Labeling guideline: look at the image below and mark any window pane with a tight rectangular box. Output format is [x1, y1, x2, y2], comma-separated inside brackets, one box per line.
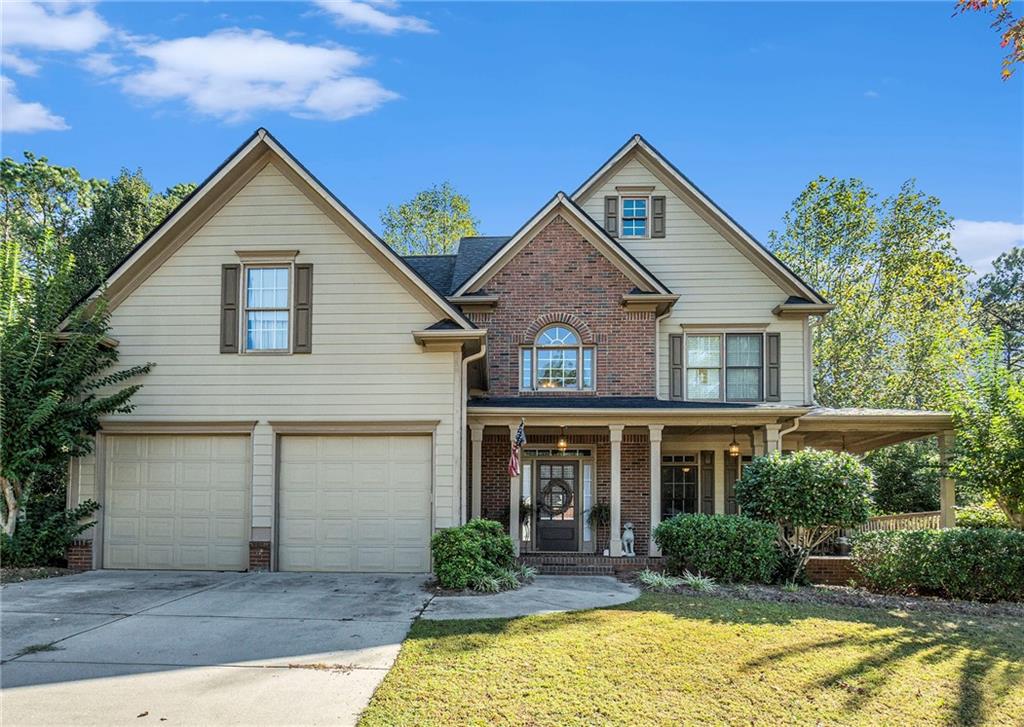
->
[537, 349, 578, 388]
[661, 464, 698, 520]
[537, 326, 578, 346]
[687, 368, 720, 400]
[687, 335, 721, 367]
[727, 334, 762, 367]
[582, 348, 593, 388]
[582, 463, 593, 542]
[246, 267, 288, 308]
[246, 311, 289, 350]
[727, 367, 761, 400]
[521, 349, 532, 389]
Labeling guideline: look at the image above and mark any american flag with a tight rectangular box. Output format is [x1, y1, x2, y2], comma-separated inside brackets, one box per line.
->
[508, 419, 527, 477]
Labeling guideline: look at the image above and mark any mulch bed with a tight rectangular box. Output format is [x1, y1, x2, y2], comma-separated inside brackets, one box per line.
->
[1, 566, 74, 584]
[624, 574, 1024, 620]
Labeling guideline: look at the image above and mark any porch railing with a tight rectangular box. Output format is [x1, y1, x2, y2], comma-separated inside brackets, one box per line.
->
[855, 510, 942, 533]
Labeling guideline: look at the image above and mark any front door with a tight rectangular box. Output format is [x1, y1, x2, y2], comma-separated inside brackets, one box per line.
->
[536, 461, 578, 551]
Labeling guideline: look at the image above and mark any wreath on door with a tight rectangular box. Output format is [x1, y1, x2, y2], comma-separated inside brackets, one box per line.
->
[539, 478, 573, 516]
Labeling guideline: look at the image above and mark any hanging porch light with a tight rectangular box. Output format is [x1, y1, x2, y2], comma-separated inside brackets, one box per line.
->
[728, 425, 741, 458]
[556, 427, 568, 452]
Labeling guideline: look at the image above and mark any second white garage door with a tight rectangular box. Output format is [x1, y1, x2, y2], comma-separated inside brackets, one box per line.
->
[278, 435, 432, 572]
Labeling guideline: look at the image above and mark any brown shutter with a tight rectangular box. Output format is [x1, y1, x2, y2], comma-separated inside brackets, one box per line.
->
[669, 334, 684, 400]
[220, 264, 240, 353]
[724, 454, 739, 515]
[766, 332, 780, 402]
[700, 451, 715, 514]
[604, 196, 618, 236]
[293, 263, 313, 354]
[652, 196, 666, 238]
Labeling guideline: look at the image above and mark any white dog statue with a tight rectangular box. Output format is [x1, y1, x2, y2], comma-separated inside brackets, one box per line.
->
[621, 522, 636, 557]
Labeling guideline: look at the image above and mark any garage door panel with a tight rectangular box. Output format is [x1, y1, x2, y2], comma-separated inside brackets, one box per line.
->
[279, 435, 430, 573]
[103, 434, 249, 571]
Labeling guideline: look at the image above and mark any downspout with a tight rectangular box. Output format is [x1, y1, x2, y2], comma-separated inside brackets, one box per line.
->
[778, 416, 801, 449]
[460, 341, 487, 524]
[654, 310, 672, 398]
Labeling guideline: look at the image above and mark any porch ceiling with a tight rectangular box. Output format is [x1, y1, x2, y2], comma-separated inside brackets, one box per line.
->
[795, 407, 954, 454]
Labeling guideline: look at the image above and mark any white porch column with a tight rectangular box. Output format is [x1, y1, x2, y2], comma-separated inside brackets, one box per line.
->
[714, 448, 725, 513]
[765, 424, 782, 453]
[609, 424, 624, 557]
[508, 424, 521, 555]
[648, 425, 663, 556]
[470, 424, 484, 520]
[939, 430, 956, 529]
[752, 428, 765, 456]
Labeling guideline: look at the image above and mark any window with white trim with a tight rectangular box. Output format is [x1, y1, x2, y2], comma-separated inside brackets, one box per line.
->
[244, 266, 290, 351]
[520, 325, 595, 391]
[685, 332, 765, 402]
[621, 197, 648, 238]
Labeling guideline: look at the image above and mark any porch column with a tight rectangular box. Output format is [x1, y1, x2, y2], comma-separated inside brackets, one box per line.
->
[714, 449, 725, 513]
[752, 428, 765, 456]
[508, 423, 520, 555]
[609, 424, 624, 557]
[470, 424, 484, 520]
[648, 425, 663, 556]
[939, 430, 956, 528]
[765, 424, 782, 453]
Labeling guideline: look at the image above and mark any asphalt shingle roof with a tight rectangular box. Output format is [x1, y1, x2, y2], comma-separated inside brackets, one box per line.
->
[467, 397, 771, 410]
[401, 236, 511, 295]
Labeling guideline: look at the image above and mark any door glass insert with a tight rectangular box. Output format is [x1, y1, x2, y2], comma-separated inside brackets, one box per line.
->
[661, 454, 699, 520]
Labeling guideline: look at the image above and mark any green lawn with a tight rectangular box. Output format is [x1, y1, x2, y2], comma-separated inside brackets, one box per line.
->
[360, 593, 1024, 726]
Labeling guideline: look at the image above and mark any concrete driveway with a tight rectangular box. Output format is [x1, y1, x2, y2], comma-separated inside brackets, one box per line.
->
[1, 570, 431, 726]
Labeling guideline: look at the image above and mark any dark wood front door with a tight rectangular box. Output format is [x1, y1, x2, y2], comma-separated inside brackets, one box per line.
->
[536, 461, 578, 551]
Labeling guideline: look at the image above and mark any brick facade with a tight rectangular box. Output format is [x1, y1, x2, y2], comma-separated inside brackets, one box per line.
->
[471, 215, 657, 398]
[66, 539, 93, 570]
[805, 556, 860, 586]
[477, 428, 652, 556]
[248, 541, 272, 571]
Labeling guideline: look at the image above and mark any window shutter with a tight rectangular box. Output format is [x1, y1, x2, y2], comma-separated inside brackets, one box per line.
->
[604, 196, 618, 235]
[724, 455, 739, 515]
[700, 451, 715, 514]
[293, 263, 313, 354]
[669, 334, 684, 400]
[220, 264, 240, 353]
[651, 196, 666, 238]
[766, 332, 780, 402]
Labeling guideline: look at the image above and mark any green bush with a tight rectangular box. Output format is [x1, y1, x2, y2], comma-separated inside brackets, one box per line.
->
[957, 504, 1013, 529]
[864, 441, 940, 514]
[852, 528, 1024, 602]
[430, 518, 515, 590]
[654, 514, 780, 583]
[0, 500, 100, 567]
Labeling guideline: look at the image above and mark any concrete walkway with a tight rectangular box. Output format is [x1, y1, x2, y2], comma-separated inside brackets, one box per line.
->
[421, 575, 639, 620]
[1, 570, 430, 726]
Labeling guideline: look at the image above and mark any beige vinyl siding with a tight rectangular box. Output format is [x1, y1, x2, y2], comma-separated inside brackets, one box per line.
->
[87, 162, 462, 532]
[580, 158, 808, 404]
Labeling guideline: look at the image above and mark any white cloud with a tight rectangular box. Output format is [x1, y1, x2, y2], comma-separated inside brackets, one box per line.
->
[1, 76, 68, 132]
[313, 0, 434, 34]
[1, 1, 111, 52]
[1, 51, 41, 76]
[82, 52, 125, 77]
[951, 219, 1024, 275]
[120, 29, 397, 122]
[864, 89, 880, 99]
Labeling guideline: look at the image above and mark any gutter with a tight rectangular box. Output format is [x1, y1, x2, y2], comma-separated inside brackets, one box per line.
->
[460, 342, 487, 524]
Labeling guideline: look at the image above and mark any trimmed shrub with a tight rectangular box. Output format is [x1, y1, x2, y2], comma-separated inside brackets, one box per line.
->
[430, 518, 515, 590]
[852, 528, 1024, 602]
[0, 500, 100, 568]
[654, 513, 780, 583]
[957, 504, 1013, 529]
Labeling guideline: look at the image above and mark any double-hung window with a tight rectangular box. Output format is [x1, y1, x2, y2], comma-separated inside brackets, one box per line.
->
[520, 325, 595, 391]
[621, 197, 648, 238]
[244, 266, 290, 352]
[685, 333, 765, 402]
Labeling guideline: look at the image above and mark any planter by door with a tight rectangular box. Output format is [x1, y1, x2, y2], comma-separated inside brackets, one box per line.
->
[536, 461, 578, 551]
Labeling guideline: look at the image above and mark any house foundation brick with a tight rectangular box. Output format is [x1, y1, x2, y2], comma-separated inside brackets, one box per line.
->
[66, 539, 93, 570]
[248, 541, 271, 571]
[805, 556, 859, 586]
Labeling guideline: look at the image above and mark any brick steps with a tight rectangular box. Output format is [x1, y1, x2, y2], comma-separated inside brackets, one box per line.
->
[520, 553, 661, 576]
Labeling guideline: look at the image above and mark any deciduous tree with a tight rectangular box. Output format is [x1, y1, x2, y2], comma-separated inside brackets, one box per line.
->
[380, 182, 478, 255]
[975, 246, 1024, 373]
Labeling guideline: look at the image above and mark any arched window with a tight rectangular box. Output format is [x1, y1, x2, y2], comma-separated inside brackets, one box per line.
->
[520, 325, 595, 391]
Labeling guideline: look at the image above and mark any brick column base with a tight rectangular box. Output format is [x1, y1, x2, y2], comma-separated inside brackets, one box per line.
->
[805, 556, 859, 586]
[66, 540, 93, 570]
[248, 541, 271, 571]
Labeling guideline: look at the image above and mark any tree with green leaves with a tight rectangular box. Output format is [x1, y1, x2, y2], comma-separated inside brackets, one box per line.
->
[975, 246, 1024, 373]
[770, 176, 980, 410]
[380, 182, 478, 255]
[947, 331, 1024, 528]
[864, 441, 940, 514]
[1, 230, 152, 538]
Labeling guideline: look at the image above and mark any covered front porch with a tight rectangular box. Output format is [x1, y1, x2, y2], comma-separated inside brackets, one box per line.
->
[466, 402, 956, 561]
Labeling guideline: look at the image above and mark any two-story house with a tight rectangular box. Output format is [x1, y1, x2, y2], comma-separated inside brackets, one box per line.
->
[66, 129, 955, 573]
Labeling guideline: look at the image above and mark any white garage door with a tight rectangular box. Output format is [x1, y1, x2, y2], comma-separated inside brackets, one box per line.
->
[104, 434, 249, 570]
[278, 435, 432, 572]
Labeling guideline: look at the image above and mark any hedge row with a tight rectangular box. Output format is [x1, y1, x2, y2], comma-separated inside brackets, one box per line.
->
[852, 528, 1024, 602]
[654, 513, 779, 583]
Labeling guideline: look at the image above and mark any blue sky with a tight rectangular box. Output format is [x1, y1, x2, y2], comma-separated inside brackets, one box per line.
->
[2, 1, 1022, 273]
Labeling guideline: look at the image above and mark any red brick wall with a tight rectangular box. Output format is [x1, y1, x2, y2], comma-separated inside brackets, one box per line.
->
[248, 541, 271, 571]
[471, 215, 656, 397]
[66, 540, 93, 570]
[805, 556, 859, 586]
[477, 429, 651, 556]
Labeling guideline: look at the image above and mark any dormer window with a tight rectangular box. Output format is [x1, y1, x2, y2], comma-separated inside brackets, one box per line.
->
[521, 325, 595, 391]
[621, 198, 648, 238]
